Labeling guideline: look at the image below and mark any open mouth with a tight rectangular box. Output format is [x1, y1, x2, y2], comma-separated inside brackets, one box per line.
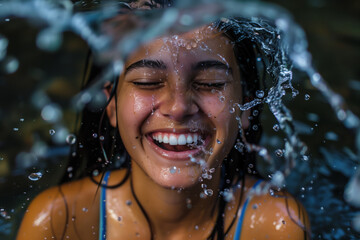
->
[149, 132, 207, 152]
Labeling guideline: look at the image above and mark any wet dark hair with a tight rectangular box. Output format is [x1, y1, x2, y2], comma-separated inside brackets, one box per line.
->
[61, 2, 267, 240]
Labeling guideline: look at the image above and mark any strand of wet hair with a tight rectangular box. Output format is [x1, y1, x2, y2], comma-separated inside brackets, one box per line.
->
[130, 172, 154, 240]
[283, 191, 311, 239]
[57, 185, 69, 240]
[224, 173, 246, 236]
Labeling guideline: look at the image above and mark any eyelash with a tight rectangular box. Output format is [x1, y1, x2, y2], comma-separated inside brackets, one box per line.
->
[132, 81, 226, 90]
[193, 82, 226, 90]
[132, 81, 163, 89]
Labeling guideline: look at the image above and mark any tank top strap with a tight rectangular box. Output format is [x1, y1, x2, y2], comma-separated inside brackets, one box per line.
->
[99, 171, 111, 240]
[233, 179, 263, 240]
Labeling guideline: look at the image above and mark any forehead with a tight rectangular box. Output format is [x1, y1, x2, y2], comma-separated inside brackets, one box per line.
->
[125, 25, 236, 66]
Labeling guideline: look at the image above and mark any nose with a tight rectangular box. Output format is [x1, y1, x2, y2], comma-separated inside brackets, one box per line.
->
[159, 85, 199, 121]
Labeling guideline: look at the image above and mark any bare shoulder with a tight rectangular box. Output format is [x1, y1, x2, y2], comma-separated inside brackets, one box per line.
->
[17, 169, 129, 240]
[239, 178, 311, 240]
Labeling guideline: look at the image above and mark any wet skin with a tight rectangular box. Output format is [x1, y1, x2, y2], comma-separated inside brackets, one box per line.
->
[17, 26, 310, 240]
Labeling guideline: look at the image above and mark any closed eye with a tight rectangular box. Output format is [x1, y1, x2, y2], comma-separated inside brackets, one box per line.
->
[193, 82, 226, 90]
[132, 80, 164, 89]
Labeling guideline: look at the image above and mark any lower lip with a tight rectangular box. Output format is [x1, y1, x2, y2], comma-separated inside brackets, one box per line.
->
[145, 135, 211, 160]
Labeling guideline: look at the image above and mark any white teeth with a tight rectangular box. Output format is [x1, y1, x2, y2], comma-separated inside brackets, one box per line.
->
[193, 134, 198, 143]
[187, 135, 193, 144]
[152, 132, 202, 146]
[178, 134, 186, 145]
[169, 135, 177, 145]
[163, 135, 169, 144]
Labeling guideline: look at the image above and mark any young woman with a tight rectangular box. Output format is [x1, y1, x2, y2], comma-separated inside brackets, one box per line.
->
[17, 2, 310, 239]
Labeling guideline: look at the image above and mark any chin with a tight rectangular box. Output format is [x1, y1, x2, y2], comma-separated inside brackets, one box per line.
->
[152, 166, 203, 190]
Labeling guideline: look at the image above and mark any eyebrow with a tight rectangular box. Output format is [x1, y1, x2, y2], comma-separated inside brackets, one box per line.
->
[125, 59, 166, 75]
[192, 60, 233, 74]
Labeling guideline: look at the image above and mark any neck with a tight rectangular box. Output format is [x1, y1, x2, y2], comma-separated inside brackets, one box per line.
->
[131, 161, 223, 239]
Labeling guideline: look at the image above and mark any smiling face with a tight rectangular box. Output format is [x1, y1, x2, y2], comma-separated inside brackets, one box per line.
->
[106, 25, 249, 189]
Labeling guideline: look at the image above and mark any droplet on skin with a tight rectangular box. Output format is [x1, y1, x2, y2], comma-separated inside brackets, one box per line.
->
[170, 166, 177, 174]
[28, 172, 43, 181]
[126, 200, 132, 206]
[273, 124, 280, 131]
[204, 189, 213, 196]
[304, 94, 310, 101]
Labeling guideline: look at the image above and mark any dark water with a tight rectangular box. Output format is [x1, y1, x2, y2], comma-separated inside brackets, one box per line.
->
[0, 0, 359, 239]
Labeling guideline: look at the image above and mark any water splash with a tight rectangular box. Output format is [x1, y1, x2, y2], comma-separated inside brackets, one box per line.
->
[0, 0, 359, 238]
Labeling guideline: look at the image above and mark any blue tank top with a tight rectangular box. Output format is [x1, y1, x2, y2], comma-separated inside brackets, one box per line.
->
[99, 172, 262, 240]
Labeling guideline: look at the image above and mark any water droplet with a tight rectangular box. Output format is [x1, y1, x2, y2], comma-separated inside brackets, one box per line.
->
[252, 110, 259, 116]
[229, 107, 235, 113]
[28, 172, 43, 181]
[204, 189, 213, 196]
[273, 124, 280, 131]
[194, 225, 199, 230]
[282, 220, 286, 224]
[41, 104, 62, 123]
[216, 139, 222, 144]
[304, 94, 310, 101]
[118, 216, 122, 221]
[255, 90, 264, 98]
[99, 136, 105, 141]
[82, 208, 88, 212]
[271, 171, 285, 187]
[252, 125, 258, 131]
[126, 200, 132, 206]
[0, 34, 8, 61]
[49, 129, 55, 135]
[92, 169, 99, 176]
[13, 128, 19, 132]
[36, 28, 63, 52]
[219, 95, 225, 102]
[302, 155, 309, 161]
[0, 209, 11, 220]
[179, 14, 193, 26]
[252, 204, 258, 209]
[66, 134, 76, 145]
[92, 133, 98, 138]
[2, 56, 19, 74]
[275, 149, 283, 157]
[170, 166, 177, 174]
[234, 141, 244, 152]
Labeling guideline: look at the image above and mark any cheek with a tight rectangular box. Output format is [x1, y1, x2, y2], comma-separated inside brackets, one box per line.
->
[116, 90, 154, 138]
